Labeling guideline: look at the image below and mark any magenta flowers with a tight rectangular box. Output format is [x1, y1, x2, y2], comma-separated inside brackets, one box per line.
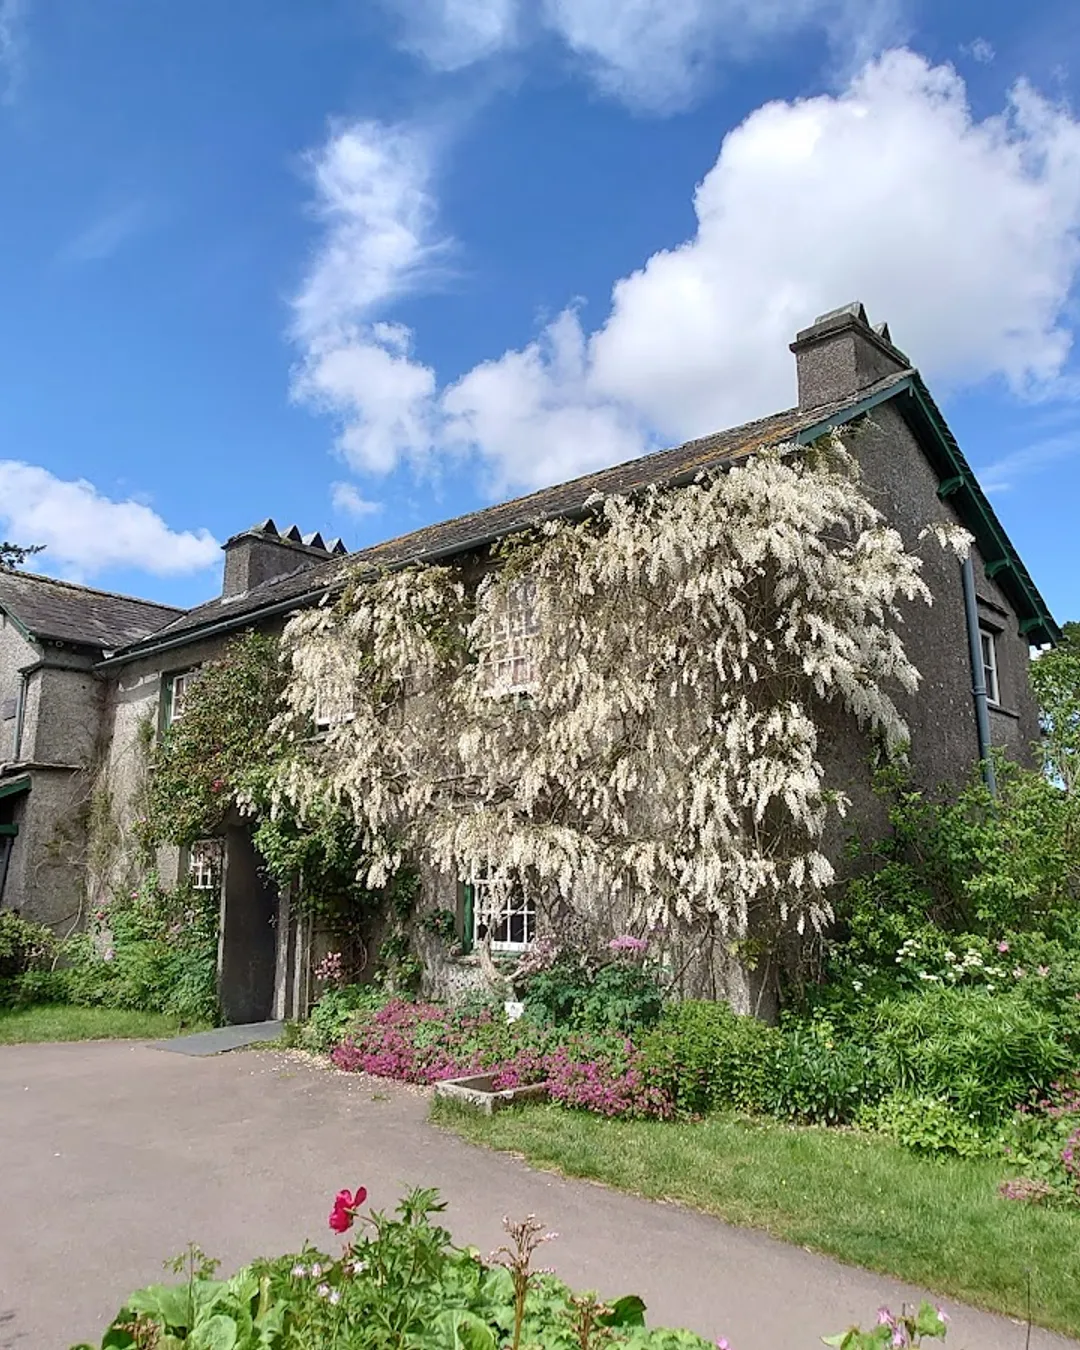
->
[329, 1186, 367, 1233]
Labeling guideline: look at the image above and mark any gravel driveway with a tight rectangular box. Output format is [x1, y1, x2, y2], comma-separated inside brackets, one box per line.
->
[0, 1040, 1073, 1350]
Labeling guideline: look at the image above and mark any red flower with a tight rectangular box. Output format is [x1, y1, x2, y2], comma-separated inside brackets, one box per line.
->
[328, 1186, 367, 1233]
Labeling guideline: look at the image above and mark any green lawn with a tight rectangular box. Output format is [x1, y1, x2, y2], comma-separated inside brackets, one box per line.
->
[0, 1004, 209, 1044]
[431, 1100, 1080, 1339]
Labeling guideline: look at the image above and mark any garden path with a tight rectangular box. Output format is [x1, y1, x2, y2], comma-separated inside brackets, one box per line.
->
[0, 1040, 1073, 1350]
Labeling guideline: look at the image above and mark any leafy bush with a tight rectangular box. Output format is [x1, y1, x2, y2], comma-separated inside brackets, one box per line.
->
[0, 910, 57, 1006]
[73, 1185, 719, 1350]
[765, 1020, 879, 1125]
[864, 986, 1070, 1127]
[302, 984, 390, 1053]
[61, 877, 219, 1025]
[638, 1000, 780, 1115]
[857, 1092, 992, 1159]
[523, 949, 664, 1035]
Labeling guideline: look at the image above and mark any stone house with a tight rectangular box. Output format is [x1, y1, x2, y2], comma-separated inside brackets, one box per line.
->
[0, 303, 1059, 1021]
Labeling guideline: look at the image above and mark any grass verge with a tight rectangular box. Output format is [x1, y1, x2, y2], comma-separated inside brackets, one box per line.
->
[0, 1004, 210, 1044]
[431, 1099, 1080, 1339]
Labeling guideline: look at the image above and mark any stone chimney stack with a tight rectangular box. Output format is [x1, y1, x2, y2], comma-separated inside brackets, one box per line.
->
[789, 302, 910, 411]
[221, 519, 347, 599]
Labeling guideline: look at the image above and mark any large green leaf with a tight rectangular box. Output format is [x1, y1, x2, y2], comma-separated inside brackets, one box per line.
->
[600, 1295, 647, 1329]
[187, 1313, 240, 1350]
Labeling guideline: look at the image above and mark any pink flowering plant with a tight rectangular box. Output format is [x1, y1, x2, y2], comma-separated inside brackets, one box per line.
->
[1000, 1076, 1080, 1207]
[823, 1302, 949, 1350]
[329, 997, 676, 1119]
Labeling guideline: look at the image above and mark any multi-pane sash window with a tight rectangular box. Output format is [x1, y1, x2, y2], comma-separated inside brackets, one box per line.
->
[314, 679, 355, 732]
[166, 670, 197, 727]
[471, 874, 536, 952]
[189, 839, 223, 892]
[479, 576, 540, 697]
[979, 628, 1000, 706]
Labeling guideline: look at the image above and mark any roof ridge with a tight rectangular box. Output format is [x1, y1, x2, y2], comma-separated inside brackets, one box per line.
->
[2, 570, 184, 613]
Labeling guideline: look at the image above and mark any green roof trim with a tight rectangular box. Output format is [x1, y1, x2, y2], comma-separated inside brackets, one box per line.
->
[799, 373, 1059, 647]
[0, 774, 31, 802]
[0, 822, 17, 836]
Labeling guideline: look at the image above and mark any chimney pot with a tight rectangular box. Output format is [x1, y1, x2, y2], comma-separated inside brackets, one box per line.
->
[789, 301, 908, 411]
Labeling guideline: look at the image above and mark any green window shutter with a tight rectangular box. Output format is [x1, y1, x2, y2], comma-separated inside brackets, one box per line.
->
[462, 882, 475, 955]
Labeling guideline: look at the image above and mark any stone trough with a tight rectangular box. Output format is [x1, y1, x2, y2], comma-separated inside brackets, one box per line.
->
[433, 1072, 550, 1116]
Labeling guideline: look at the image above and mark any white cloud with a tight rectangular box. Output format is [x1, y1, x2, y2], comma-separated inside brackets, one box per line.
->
[977, 433, 1080, 494]
[296, 51, 1080, 497]
[963, 37, 995, 65]
[0, 462, 220, 578]
[331, 481, 383, 517]
[380, 0, 906, 112]
[381, 0, 517, 71]
[290, 121, 445, 476]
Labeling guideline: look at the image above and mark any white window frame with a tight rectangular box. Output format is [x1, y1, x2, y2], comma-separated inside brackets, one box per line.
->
[979, 627, 1000, 706]
[165, 669, 197, 727]
[314, 679, 355, 732]
[188, 839, 223, 892]
[478, 575, 540, 698]
[471, 874, 536, 953]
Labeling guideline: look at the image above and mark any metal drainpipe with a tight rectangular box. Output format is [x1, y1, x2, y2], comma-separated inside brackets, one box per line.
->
[961, 555, 998, 798]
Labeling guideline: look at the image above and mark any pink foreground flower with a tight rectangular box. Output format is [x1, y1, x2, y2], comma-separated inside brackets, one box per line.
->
[329, 1186, 368, 1233]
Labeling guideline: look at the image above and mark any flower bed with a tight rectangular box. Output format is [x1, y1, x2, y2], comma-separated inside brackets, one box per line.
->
[328, 998, 674, 1118]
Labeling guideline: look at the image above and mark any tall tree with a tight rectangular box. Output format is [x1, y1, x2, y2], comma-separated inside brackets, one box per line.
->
[1031, 621, 1080, 795]
[0, 541, 43, 571]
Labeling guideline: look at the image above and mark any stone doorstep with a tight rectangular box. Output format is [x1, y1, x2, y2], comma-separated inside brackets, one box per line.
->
[433, 1073, 550, 1116]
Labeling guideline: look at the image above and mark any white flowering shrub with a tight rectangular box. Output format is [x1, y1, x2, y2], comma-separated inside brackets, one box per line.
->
[271, 436, 954, 958]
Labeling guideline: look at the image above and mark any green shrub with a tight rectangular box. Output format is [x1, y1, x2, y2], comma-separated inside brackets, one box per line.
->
[765, 1020, 879, 1125]
[61, 878, 219, 1025]
[302, 984, 390, 1053]
[857, 1092, 992, 1158]
[639, 1000, 780, 1115]
[0, 910, 58, 1007]
[865, 986, 1070, 1126]
[523, 953, 664, 1035]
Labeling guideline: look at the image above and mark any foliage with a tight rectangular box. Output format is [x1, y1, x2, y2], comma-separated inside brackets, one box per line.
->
[856, 1093, 991, 1160]
[637, 1000, 780, 1115]
[274, 436, 967, 972]
[523, 947, 665, 1036]
[61, 874, 219, 1024]
[1000, 1077, 1080, 1206]
[74, 1185, 716, 1350]
[0, 539, 43, 570]
[823, 1302, 948, 1350]
[765, 1019, 879, 1125]
[1030, 620, 1080, 794]
[146, 631, 286, 847]
[301, 983, 389, 1053]
[0, 910, 57, 1005]
[861, 986, 1070, 1128]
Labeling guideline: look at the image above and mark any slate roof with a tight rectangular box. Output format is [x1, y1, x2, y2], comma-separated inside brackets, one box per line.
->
[122, 376, 910, 658]
[0, 571, 182, 652]
[99, 362, 1058, 662]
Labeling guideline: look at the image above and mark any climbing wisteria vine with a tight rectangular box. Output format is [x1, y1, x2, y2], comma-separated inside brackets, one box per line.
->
[269, 435, 970, 954]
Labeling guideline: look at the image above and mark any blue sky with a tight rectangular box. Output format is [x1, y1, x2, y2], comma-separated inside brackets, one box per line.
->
[0, 0, 1078, 623]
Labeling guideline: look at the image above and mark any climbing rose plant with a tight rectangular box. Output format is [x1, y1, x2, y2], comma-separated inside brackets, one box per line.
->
[271, 436, 969, 955]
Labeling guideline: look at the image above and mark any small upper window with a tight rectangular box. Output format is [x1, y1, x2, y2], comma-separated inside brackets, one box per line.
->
[165, 670, 197, 727]
[471, 874, 536, 953]
[314, 679, 355, 732]
[979, 628, 1000, 706]
[478, 576, 540, 698]
[188, 839, 223, 892]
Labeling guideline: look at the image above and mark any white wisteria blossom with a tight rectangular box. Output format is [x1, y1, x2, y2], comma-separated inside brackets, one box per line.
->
[272, 435, 943, 970]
